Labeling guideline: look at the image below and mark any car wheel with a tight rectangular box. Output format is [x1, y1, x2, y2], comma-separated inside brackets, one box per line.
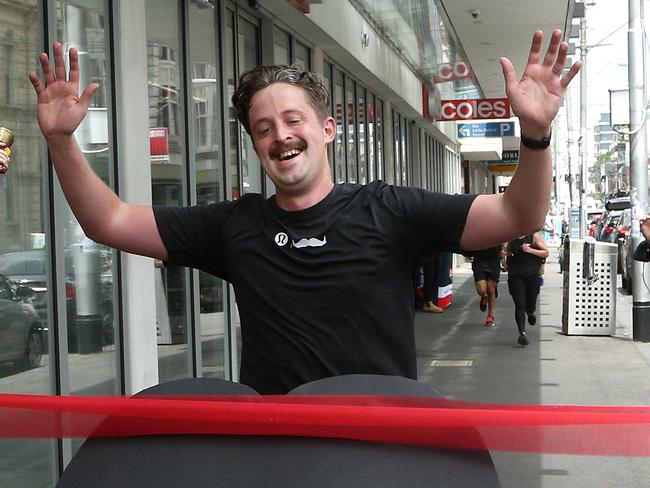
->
[22, 328, 43, 370]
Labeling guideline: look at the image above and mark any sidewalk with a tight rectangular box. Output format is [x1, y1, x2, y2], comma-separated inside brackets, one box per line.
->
[414, 247, 650, 488]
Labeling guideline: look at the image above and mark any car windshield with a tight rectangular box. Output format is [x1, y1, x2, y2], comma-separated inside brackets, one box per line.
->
[0, 253, 46, 275]
[0, 251, 74, 277]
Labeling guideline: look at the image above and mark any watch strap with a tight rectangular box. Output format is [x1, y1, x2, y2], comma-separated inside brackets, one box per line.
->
[520, 129, 552, 150]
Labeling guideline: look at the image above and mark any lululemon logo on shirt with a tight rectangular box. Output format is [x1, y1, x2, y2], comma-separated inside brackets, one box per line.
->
[274, 232, 289, 247]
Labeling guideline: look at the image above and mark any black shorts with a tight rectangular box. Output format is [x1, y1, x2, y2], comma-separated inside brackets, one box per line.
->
[472, 258, 501, 283]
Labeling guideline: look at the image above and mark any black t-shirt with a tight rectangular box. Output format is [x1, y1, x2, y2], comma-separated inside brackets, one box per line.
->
[153, 181, 476, 394]
[465, 245, 502, 262]
[507, 235, 544, 277]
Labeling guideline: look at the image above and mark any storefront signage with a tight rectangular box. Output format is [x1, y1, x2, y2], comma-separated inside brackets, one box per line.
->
[433, 61, 472, 84]
[457, 122, 515, 138]
[150, 127, 169, 164]
[437, 98, 510, 121]
[502, 150, 519, 162]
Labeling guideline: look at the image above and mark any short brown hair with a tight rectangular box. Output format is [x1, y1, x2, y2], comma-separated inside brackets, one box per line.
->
[232, 65, 330, 135]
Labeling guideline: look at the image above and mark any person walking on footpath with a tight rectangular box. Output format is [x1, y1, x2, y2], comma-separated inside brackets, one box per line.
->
[505, 232, 548, 346]
[466, 246, 503, 327]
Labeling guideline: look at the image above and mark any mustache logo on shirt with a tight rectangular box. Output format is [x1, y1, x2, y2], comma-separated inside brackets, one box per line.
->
[292, 236, 327, 248]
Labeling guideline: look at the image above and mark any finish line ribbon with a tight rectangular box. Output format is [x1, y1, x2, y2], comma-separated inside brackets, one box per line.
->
[1, 393, 650, 456]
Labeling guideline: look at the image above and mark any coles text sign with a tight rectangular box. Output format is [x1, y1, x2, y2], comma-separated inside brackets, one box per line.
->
[437, 98, 510, 121]
[433, 61, 472, 84]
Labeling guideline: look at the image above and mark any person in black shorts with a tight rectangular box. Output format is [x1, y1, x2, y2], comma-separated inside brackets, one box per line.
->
[467, 246, 503, 327]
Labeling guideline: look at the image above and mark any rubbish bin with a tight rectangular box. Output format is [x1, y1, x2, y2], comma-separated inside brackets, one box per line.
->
[561, 237, 617, 335]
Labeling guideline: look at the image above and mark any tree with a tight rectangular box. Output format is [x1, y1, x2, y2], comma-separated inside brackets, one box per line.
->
[589, 149, 616, 199]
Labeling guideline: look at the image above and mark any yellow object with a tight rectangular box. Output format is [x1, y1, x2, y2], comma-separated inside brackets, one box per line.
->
[0, 127, 14, 153]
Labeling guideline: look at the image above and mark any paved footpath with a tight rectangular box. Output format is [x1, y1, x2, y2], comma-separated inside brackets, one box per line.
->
[414, 248, 650, 488]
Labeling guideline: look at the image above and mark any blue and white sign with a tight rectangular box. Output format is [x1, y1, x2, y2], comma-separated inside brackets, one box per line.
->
[457, 122, 515, 138]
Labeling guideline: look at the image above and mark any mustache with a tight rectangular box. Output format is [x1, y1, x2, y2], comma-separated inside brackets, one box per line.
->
[269, 139, 307, 159]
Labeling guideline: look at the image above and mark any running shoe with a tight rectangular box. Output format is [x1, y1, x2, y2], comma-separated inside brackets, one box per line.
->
[485, 315, 495, 327]
[517, 333, 529, 346]
[527, 314, 537, 325]
[479, 295, 487, 312]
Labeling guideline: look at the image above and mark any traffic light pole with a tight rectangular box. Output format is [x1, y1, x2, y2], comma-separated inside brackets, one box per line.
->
[629, 0, 650, 341]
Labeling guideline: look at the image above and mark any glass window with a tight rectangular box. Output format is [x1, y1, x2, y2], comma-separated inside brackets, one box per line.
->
[225, 10, 240, 200]
[273, 26, 290, 65]
[333, 69, 345, 183]
[188, 0, 228, 379]
[345, 80, 357, 183]
[237, 16, 261, 196]
[146, 0, 191, 382]
[366, 92, 375, 182]
[376, 98, 384, 181]
[401, 118, 408, 186]
[56, 1, 119, 395]
[0, 12, 50, 482]
[294, 40, 310, 70]
[357, 87, 367, 184]
[322, 62, 334, 176]
[392, 109, 400, 185]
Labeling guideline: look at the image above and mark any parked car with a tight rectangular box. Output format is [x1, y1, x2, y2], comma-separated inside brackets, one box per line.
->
[611, 208, 632, 273]
[587, 214, 603, 237]
[0, 249, 114, 350]
[596, 209, 625, 242]
[0, 272, 43, 369]
[620, 231, 636, 294]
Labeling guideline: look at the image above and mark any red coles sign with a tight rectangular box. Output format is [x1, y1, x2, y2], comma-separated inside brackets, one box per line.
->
[432, 61, 472, 84]
[436, 98, 510, 121]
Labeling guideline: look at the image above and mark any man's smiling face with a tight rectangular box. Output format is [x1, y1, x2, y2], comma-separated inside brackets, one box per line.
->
[248, 82, 335, 199]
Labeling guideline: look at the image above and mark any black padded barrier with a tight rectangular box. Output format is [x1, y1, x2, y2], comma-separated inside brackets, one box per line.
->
[56, 375, 500, 487]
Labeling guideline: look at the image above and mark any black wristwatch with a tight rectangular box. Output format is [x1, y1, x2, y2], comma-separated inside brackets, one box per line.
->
[520, 129, 552, 150]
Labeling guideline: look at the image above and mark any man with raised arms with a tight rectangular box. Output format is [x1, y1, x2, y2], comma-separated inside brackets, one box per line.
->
[27, 30, 580, 394]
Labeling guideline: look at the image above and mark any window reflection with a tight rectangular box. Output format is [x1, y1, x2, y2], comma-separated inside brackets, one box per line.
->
[345, 80, 357, 183]
[376, 98, 384, 180]
[237, 16, 261, 195]
[273, 26, 291, 65]
[366, 92, 375, 182]
[56, 2, 118, 397]
[357, 87, 366, 184]
[333, 69, 345, 183]
[188, 0, 228, 379]
[146, 0, 191, 382]
[294, 40, 310, 69]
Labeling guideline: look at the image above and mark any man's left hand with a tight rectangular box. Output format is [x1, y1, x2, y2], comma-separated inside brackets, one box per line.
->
[499, 29, 582, 139]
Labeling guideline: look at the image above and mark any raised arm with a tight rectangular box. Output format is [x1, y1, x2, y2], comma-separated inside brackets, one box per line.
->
[29, 42, 167, 260]
[461, 29, 581, 251]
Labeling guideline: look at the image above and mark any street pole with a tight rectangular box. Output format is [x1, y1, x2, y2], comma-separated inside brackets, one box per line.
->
[566, 89, 576, 208]
[579, 15, 588, 238]
[629, 0, 650, 341]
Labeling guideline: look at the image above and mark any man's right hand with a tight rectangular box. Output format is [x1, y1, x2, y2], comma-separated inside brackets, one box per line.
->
[28, 42, 99, 140]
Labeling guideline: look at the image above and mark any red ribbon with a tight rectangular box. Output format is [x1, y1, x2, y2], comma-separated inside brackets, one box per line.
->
[1, 393, 650, 456]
